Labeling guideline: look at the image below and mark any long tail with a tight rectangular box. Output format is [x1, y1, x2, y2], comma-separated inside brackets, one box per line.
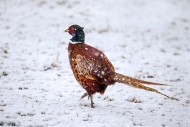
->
[114, 73, 178, 101]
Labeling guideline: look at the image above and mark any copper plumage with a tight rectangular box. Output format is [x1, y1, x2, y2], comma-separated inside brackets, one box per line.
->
[65, 24, 178, 108]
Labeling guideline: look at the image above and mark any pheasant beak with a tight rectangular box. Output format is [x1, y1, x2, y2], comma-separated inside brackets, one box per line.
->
[64, 29, 69, 32]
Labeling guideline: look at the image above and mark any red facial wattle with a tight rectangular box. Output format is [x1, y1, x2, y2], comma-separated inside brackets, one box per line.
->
[68, 26, 76, 35]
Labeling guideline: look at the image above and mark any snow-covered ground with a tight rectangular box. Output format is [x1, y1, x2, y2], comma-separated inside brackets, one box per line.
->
[0, 0, 190, 126]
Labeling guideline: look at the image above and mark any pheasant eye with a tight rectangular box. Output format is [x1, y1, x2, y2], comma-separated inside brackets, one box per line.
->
[69, 26, 76, 35]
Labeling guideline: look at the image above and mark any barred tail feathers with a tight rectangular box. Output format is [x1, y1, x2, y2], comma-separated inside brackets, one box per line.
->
[120, 75, 169, 86]
[114, 73, 178, 101]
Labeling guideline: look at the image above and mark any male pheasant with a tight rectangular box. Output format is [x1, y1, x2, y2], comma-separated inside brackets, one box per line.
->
[65, 24, 177, 108]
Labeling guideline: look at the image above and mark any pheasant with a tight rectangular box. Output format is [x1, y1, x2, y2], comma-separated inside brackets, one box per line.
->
[65, 24, 178, 108]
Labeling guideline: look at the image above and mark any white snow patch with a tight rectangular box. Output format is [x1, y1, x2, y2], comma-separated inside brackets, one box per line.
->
[0, 0, 190, 127]
[94, 52, 99, 56]
[101, 71, 105, 75]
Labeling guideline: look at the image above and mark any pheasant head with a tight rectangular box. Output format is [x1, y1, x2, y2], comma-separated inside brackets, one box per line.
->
[65, 24, 85, 43]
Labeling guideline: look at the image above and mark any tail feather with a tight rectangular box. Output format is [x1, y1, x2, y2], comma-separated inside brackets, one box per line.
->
[114, 73, 178, 101]
[122, 75, 169, 86]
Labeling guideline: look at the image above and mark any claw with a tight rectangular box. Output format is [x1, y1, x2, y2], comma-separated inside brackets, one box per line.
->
[80, 93, 95, 108]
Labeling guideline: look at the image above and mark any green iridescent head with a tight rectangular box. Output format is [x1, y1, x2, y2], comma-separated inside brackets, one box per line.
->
[65, 24, 85, 43]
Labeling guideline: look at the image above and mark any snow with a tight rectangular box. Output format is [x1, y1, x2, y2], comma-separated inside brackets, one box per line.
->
[94, 52, 99, 57]
[0, 0, 190, 127]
